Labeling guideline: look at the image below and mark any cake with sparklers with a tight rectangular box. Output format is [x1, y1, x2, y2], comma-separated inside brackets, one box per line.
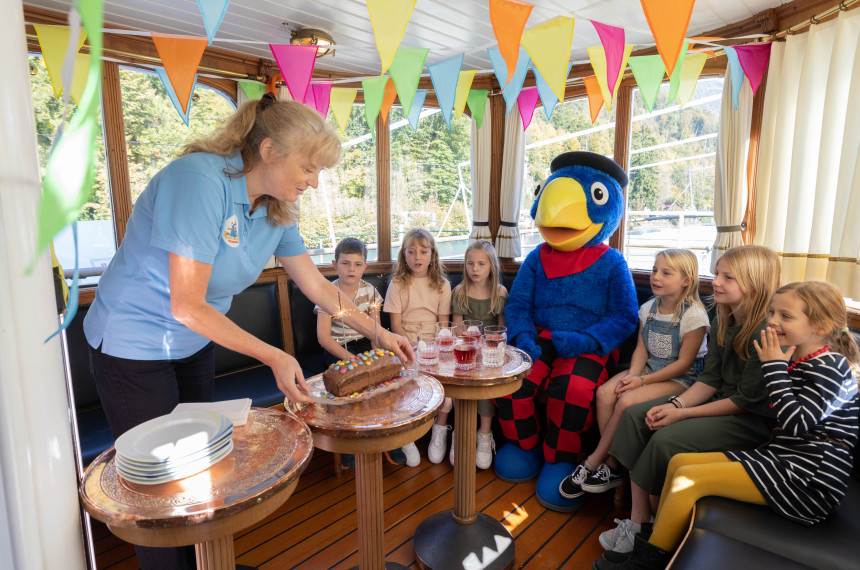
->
[322, 350, 404, 397]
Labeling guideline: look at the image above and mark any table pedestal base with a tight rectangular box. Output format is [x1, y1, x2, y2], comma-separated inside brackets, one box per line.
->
[413, 510, 514, 570]
[195, 535, 235, 570]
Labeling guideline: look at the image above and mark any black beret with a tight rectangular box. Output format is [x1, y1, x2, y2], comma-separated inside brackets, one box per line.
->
[550, 151, 629, 189]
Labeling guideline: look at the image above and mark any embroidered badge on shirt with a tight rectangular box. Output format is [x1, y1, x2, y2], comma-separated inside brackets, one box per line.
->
[222, 215, 240, 247]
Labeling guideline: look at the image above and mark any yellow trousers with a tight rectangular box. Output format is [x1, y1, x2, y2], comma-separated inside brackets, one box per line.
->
[649, 452, 767, 551]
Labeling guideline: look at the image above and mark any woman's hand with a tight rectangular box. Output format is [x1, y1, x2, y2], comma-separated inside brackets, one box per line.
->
[753, 327, 793, 363]
[616, 374, 643, 396]
[270, 351, 313, 404]
[376, 329, 415, 364]
[645, 403, 685, 430]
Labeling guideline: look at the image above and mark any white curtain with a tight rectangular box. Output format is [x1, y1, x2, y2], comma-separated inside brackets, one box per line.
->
[470, 98, 492, 242]
[754, 10, 860, 300]
[496, 103, 525, 258]
[711, 71, 753, 272]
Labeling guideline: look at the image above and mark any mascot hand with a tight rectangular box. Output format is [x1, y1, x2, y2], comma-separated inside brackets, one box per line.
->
[512, 332, 542, 361]
[551, 331, 590, 359]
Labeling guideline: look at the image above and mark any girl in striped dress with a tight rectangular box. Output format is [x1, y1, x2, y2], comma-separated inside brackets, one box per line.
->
[594, 280, 859, 570]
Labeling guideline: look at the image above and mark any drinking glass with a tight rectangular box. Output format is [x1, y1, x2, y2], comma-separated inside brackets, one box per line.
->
[435, 321, 457, 352]
[459, 320, 484, 347]
[416, 332, 439, 365]
[453, 336, 478, 370]
[482, 325, 507, 367]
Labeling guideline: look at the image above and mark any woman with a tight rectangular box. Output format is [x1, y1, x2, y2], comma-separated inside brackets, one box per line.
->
[84, 94, 413, 569]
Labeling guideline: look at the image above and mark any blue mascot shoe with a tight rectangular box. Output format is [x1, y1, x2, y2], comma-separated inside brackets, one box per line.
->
[494, 443, 543, 482]
[536, 462, 584, 512]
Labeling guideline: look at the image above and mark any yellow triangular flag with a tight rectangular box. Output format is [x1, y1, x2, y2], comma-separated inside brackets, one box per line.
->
[33, 25, 87, 99]
[453, 70, 477, 118]
[69, 53, 90, 105]
[367, 0, 418, 74]
[330, 88, 358, 134]
[587, 44, 633, 110]
[521, 16, 575, 102]
[676, 52, 709, 106]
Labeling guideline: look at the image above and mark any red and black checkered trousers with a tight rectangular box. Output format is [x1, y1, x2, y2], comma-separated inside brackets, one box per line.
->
[495, 332, 618, 464]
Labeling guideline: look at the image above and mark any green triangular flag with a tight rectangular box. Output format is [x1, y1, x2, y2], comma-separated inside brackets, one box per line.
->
[389, 46, 428, 116]
[466, 89, 489, 128]
[667, 41, 689, 104]
[628, 55, 665, 113]
[238, 80, 266, 101]
[362, 75, 389, 138]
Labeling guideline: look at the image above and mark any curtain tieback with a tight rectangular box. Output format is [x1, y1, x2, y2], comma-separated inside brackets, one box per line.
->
[473, 221, 489, 227]
[716, 222, 747, 233]
[499, 221, 517, 227]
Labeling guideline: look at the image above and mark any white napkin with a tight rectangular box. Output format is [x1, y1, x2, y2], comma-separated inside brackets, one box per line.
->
[172, 398, 252, 426]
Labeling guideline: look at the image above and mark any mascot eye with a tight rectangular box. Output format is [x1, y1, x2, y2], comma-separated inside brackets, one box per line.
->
[590, 181, 609, 205]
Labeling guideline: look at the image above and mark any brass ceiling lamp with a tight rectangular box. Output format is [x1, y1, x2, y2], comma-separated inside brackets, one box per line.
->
[287, 25, 336, 58]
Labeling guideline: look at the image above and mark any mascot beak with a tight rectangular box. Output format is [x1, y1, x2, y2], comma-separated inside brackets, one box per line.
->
[535, 177, 603, 251]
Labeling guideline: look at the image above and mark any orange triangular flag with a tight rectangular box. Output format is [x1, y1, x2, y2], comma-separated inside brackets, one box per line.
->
[489, 0, 534, 88]
[640, 0, 696, 77]
[151, 34, 209, 114]
[380, 78, 398, 125]
[583, 76, 604, 124]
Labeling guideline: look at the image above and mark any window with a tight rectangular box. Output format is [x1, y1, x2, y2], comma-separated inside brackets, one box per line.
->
[523, 96, 616, 259]
[625, 78, 723, 275]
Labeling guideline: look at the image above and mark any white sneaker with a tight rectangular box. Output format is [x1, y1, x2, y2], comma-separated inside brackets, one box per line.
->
[598, 518, 639, 552]
[427, 424, 450, 464]
[449, 438, 455, 466]
[401, 443, 420, 467]
[476, 432, 495, 469]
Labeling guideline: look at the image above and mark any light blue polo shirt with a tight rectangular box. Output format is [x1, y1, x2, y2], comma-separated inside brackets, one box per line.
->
[84, 152, 305, 360]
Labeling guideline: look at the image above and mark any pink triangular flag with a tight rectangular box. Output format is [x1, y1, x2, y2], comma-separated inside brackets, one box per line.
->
[517, 86, 540, 131]
[734, 43, 772, 96]
[303, 82, 317, 111]
[269, 44, 318, 102]
[312, 82, 332, 117]
[591, 21, 625, 98]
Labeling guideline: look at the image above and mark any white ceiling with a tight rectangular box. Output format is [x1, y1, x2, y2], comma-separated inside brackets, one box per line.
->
[23, 0, 790, 77]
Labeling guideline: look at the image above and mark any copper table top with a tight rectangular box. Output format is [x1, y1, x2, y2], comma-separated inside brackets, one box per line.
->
[416, 345, 532, 390]
[79, 408, 313, 531]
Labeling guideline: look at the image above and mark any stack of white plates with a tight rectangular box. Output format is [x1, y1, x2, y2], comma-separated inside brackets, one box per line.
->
[114, 410, 234, 485]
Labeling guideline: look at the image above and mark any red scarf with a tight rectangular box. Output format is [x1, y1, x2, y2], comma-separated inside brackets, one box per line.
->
[539, 243, 609, 279]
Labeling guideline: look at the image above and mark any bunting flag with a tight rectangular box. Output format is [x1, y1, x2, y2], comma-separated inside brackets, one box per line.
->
[408, 89, 428, 131]
[311, 82, 333, 117]
[488, 46, 530, 115]
[151, 34, 208, 114]
[330, 87, 358, 133]
[640, 0, 696, 77]
[33, 24, 87, 99]
[489, 0, 533, 88]
[367, 0, 417, 74]
[69, 53, 90, 105]
[269, 44, 318, 102]
[534, 62, 572, 121]
[628, 54, 665, 113]
[587, 44, 633, 110]
[380, 78, 397, 125]
[666, 41, 689, 104]
[722, 46, 744, 109]
[389, 46, 429, 115]
[303, 83, 317, 112]
[466, 89, 489, 128]
[428, 53, 464, 129]
[591, 21, 626, 98]
[196, 0, 230, 45]
[521, 16, 575, 101]
[454, 70, 477, 118]
[517, 86, 540, 130]
[266, 73, 281, 97]
[362, 75, 389, 136]
[675, 52, 708, 105]
[734, 43, 772, 96]
[155, 67, 197, 125]
[582, 75, 604, 124]
[238, 80, 266, 101]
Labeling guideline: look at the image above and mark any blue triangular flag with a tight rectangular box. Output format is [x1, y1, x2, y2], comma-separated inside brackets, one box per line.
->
[488, 46, 530, 115]
[428, 54, 464, 129]
[196, 0, 231, 45]
[155, 66, 196, 126]
[723, 46, 744, 110]
[408, 89, 428, 131]
[534, 62, 573, 121]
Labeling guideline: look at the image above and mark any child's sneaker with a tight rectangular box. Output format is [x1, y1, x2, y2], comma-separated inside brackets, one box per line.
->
[449, 438, 455, 466]
[401, 443, 420, 467]
[558, 462, 591, 499]
[599, 518, 639, 552]
[581, 462, 623, 493]
[427, 424, 450, 464]
[476, 432, 495, 469]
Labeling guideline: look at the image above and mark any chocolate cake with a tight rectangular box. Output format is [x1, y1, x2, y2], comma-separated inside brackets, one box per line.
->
[322, 350, 403, 397]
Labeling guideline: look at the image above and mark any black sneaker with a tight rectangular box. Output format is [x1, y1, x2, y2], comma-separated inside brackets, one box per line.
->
[559, 462, 591, 499]
[581, 463, 622, 493]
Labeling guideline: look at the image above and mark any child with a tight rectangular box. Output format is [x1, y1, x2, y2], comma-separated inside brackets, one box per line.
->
[428, 240, 507, 468]
[594, 280, 859, 569]
[560, 250, 709, 497]
[315, 238, 383, 364]
[385, 228, 452, 466]
[599, 245, 781, 554]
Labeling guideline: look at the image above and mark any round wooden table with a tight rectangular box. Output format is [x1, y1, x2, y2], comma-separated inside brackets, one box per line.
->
[79, 408, 313, 570]
[412, 346, 532, 570]
[292, 371, 444, 570]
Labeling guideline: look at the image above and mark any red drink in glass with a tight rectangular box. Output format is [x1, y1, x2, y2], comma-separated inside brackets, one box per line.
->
[462, 330, 481, 345]
[438, 334, 454, 350]
[454, 343, 477, 370]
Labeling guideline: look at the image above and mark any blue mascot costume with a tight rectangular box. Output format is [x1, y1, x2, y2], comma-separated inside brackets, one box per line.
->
[495, 151, 638, 511]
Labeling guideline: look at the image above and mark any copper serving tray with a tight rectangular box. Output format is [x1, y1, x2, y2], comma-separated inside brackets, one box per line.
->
[416, 345, 532, 389]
